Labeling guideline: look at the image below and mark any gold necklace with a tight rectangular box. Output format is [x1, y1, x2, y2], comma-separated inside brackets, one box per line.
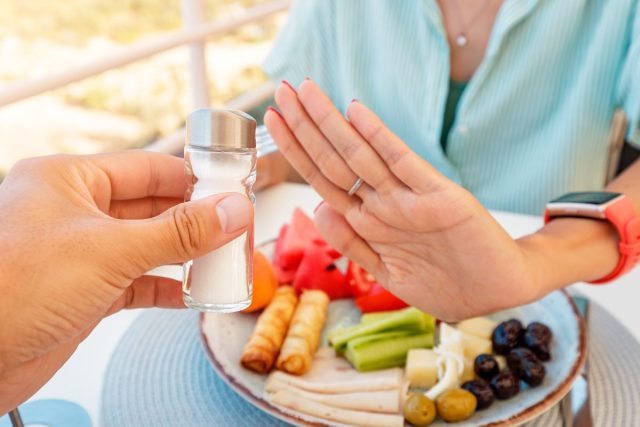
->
[451, 0, 493, 47]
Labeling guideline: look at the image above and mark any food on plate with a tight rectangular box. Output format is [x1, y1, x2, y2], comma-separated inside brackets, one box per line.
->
[269, 390, 404, 427]
[276, 290, 330, 375]
[425, 324, 464, 400]
[266, 382, 400, 413]
[267, 348, 403, 393]
[240, 286, 298, 374]
[461, 332, 493, 361]
[474, 354, 500, 381]
[522, 321, 553, 361]
[274, 208, 322, 276]
[403, 393, 436, 426]
[405, 349, 439, 388]
[461, 357, 475, 383]
[243, 251, 278, 313]
[345, 330, 434, 371]
[347, 262, 408, 313]
[461, 380, 495, 410]
[435, 389, 477, 422]
[456, 317, 498, 340]
[329, 307, 435, 354]
[507, 348, 546, 386]
[291, 240, 350, 300]
[489, 371, 520, 399]
[491, 319, 525, 355]
[266, 348, 405, 426]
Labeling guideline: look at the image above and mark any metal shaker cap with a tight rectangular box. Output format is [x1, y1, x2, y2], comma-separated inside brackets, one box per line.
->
[186, 108, 256, 149]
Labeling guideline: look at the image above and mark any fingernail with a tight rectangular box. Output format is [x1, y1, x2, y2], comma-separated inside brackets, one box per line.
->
[216, 194, 252, 233]
[266, 106, 283, 119]
[313, 201, 326, 213]
[282, 80, 297, 93]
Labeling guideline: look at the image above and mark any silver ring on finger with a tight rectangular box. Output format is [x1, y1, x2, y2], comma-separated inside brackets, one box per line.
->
[347, 177, 364, 196]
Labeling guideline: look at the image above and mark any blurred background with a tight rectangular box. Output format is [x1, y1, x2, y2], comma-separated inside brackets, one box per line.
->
[0, 0, 288, 181]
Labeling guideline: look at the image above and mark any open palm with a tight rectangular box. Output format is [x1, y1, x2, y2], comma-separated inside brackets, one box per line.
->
[265, 80, 543, 320]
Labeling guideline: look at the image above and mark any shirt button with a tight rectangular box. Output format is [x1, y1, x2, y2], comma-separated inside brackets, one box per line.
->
[459, 124, 469, 135]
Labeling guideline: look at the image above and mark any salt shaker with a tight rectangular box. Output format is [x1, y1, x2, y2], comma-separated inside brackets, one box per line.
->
[182, 108, 256, 312]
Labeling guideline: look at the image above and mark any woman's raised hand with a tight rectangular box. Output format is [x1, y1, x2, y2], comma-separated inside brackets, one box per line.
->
[265, 79, 547, 321]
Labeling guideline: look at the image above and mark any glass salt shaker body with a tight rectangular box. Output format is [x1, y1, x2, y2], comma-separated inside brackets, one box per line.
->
[182, 109, 256, 313]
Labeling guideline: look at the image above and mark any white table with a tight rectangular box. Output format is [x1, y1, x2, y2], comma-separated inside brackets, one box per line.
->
[25, 183, 640, 426]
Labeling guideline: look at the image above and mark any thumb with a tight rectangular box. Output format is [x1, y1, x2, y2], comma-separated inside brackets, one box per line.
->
[123, 192, 253, 271]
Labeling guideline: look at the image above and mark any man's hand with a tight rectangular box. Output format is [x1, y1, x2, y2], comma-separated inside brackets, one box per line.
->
[0, 151, 253, 413]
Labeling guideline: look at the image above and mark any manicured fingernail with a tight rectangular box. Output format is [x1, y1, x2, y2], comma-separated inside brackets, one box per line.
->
[282, 80, 297, 93]
[266, 106, 283, 119]
[313, 201, 326, 213]
[216, 194, 252, 233]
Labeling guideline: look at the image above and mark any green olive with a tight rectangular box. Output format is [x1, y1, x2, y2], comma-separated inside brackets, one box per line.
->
[403, 393, 436, 426]
[436, 389, 478, 422]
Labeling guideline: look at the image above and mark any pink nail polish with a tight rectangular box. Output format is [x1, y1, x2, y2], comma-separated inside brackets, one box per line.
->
[266, 106, 284, 120]
[313, 201, 326, 213]
[282, 80, 297, 93]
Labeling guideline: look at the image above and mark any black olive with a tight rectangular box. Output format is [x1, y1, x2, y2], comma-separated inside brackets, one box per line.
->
[490, 371, 520, 399]
[523, 322, 553, 361]
[492, 319, 524, 355]
[474, 354, 500, 381]
[507, 348, 546, 387]
[462, 380, 495, 410]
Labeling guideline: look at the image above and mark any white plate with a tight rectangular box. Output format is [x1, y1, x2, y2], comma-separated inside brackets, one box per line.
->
[200, 243, 586, 427]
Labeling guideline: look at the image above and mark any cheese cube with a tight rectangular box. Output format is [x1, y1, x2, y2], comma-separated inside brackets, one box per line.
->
[457, 317, 498, 340]
[405, 349, 439, 389]
[461, 357, 475, 383]
[462, 332, 493, 361]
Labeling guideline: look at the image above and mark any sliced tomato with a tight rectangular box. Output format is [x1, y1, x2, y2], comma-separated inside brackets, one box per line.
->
[346, 261, 378, 297]
[355, 285, 409, 313]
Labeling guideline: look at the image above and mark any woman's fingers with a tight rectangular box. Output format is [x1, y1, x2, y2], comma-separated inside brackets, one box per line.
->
[264, 108, 357, 214]
[274, 82, 369, 196]
[314, 203, 386, 282]
[297, 80, 404, 194]
[346, 101, 448, 194]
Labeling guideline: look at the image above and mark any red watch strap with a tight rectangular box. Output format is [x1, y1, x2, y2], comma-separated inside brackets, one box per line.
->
[544, 195, 640, 284]
[591, 198, 640, 283]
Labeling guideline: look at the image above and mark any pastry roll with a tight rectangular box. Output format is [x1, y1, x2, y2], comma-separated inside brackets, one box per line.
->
[241, 286, 298, 374]
[276, 290, 330, 375]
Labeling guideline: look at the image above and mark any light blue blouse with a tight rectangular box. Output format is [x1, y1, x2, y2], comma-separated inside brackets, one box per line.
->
[263, 0, 640, 214]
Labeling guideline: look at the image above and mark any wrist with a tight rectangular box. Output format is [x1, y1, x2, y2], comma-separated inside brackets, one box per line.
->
[517, 217, 619, 294]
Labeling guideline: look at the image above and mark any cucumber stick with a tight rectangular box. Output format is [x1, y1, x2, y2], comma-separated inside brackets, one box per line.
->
[345, 331, 434, 372]
[329, 307, 435, 352]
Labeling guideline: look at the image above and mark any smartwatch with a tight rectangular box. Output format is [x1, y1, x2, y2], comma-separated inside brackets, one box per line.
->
[544, 191, 640, 284]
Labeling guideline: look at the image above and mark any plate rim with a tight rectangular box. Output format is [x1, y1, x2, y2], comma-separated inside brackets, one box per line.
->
[199, 244, 587, 427]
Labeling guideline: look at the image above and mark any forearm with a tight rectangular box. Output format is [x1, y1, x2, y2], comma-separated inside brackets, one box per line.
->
[519, 158, 640, 296]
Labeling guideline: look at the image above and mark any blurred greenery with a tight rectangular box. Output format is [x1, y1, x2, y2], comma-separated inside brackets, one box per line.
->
[0, 0, 274, 44]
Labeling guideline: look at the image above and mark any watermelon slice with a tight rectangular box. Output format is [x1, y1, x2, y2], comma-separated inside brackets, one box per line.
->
[292, 240, 350, 300]
[273, 225, 296, 284]
[274, 208, 322, 270]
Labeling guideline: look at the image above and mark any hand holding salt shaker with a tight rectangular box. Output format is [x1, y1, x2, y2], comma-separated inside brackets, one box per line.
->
[183, 109, 256, 312]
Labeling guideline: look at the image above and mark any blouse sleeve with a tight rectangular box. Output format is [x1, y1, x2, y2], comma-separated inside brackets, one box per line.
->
[618, 2, 640, 146]
[262, 0, 341, 101]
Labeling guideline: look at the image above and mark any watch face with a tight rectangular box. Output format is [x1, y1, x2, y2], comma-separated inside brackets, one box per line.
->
[551, 191, 622, 205]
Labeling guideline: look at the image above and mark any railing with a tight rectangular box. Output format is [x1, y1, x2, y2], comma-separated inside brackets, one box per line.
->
[0, 0, 288, 154]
